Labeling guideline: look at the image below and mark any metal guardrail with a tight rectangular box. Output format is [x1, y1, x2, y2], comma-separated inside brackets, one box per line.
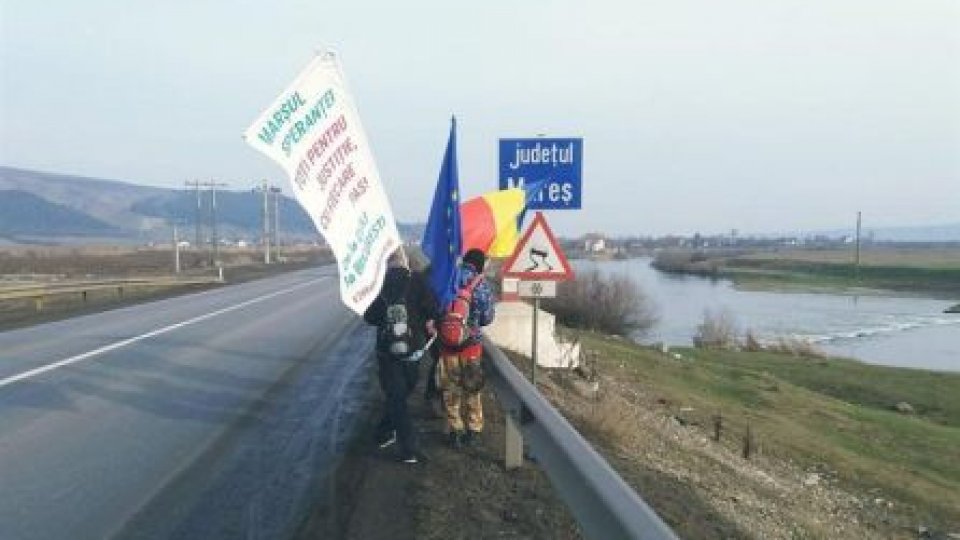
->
[483, 336, 679, 540]
[0, 276, 223, 308]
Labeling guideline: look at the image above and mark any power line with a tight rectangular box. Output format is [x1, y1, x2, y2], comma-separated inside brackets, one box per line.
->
[270, 186, 282, 262]
[253, 181, 283, 264]
[204, 181, 228, 265]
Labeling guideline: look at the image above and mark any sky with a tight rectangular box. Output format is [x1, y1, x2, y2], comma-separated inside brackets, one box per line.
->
[1, 0, 958, 237]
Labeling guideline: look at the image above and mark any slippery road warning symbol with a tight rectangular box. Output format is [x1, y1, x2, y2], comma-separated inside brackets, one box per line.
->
[501, 212, 574, 281]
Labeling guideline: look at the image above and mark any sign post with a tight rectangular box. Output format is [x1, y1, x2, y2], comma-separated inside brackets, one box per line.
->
[502, 212, 575, 386]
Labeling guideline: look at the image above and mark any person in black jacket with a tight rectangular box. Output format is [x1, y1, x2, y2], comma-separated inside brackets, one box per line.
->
[362, 260, 438, 463]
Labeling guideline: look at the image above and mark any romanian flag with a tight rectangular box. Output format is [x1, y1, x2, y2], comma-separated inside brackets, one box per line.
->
[460, 188, 526, 257]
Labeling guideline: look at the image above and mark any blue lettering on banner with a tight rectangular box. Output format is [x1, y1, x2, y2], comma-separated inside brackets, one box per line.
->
[498, 138, 582, 210]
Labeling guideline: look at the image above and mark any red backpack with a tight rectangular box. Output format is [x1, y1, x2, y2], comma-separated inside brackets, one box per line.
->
[438, 274, 483, 349]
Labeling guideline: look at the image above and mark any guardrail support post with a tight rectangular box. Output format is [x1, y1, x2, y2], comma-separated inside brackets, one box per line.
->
[34, 297, 44, 312]
[505, 409, 524, 470]
[81, 290, 88, 303]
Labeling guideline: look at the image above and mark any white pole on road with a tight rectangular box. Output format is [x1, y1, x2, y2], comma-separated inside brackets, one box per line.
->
[173, 224, 181, 274]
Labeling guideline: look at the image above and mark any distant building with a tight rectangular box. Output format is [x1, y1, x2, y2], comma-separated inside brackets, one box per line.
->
[582, 233, 607, 252]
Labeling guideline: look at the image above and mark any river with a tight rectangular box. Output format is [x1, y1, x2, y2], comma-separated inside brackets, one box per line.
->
[578, 258, 960, 372]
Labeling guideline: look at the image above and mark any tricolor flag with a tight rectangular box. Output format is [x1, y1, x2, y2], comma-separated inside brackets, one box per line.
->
[460, 188, 526, 257]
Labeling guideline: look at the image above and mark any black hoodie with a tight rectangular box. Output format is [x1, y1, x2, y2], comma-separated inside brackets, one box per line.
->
[362, 266, 439, 354]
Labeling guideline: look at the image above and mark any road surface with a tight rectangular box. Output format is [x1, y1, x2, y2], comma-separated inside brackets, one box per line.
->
[0, 266, 375, 539]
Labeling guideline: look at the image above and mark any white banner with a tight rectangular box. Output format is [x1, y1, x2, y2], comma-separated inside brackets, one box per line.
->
[244, 51, 401, 315]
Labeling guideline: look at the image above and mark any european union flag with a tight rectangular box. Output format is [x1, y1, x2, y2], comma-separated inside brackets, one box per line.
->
[422, 118, 462, 309]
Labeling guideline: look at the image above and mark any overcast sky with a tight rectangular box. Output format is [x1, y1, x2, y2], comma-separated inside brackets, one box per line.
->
[1, 0, 958, 236]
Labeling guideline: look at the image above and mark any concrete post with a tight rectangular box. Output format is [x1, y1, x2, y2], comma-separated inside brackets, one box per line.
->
[505, 410, 524, 470]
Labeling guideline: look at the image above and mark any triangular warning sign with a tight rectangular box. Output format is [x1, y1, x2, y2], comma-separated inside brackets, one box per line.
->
[501, 212, 574, 281]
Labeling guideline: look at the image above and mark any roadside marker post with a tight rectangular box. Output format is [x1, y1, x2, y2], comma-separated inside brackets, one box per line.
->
[501, 212, 574, 387]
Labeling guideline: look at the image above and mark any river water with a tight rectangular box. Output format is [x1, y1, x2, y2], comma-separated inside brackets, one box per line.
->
[578, 258, 960, 372]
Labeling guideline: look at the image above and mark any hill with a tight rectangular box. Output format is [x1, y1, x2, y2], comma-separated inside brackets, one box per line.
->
[0, 190, 121, 237]
[0, 166, 422, 244]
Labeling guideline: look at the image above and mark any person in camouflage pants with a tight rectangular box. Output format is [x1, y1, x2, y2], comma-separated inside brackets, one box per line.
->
[438, 249, 495, 448]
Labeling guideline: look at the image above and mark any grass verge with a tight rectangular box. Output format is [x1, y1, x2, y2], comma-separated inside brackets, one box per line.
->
[567, 333, 960, 535]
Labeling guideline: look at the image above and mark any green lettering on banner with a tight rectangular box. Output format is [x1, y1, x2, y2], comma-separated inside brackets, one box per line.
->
[257, 92, 306, 146]
[351, 215, 386, 278]
[281, 89, 336, 157]
[339, 211, 369, 287]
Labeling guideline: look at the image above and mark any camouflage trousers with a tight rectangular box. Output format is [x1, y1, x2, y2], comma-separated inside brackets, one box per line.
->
[438, 351, 484, 433]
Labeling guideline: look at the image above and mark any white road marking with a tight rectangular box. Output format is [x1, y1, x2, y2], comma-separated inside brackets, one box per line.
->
[0, 277, 330, 389]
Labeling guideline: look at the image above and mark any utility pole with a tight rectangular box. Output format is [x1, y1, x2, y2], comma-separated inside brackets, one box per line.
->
[270, 186, 282, 262]
[855, 211, 862, 281]
[255, 180, 271, 264]
[186, 180, 227, 264]
[184, 180, 202, 249]
[196, 181, 228, 266]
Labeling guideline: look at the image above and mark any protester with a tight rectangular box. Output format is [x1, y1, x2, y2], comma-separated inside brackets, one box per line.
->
[413, 263, 443, 414]
[363, 255, 438, 463]
[419, 263, 443, 405]
[438, 248, 495, 448]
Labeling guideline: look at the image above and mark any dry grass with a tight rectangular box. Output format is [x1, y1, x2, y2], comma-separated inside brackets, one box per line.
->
[0, 245, 334, 330]
[565, 334, 960, 537]
[741, 247, 960, 269]
[0, 245, 332, 278]
[692, 308, 739, 349]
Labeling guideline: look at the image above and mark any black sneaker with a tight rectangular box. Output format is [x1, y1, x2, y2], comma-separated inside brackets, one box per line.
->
[400, 453, 418, 464]
[377, 430, 397, 449]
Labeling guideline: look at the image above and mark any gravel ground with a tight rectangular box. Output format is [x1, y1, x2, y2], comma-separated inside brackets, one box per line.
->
[319, 364, 583, 540]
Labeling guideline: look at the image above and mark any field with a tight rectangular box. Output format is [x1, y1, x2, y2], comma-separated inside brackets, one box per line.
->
[530, 334, 960, 538]
[653, 246, 960, 298]
[0, 245, 333, 329]
[741, 247, 960, 269]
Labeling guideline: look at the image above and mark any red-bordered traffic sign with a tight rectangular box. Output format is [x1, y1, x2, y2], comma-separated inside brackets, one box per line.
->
[501, 212, 574, 281]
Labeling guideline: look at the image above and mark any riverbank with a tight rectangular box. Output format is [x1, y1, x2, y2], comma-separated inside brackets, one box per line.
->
[525, 334, 960, 538]
[316, 326, 959, 538]
[652, 248, 960, 298]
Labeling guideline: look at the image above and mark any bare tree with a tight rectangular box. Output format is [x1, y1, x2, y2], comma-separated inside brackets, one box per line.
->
[693, 308, 739, 349]
[542, 268, 658, 337]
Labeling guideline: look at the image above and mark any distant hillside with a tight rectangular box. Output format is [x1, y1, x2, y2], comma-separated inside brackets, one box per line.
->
[865, 223, 960, 243]
[0, 190, 120, 236]
[796, 223, 960, 243]
[130, 191, 316, 234]
[0, 167, 169, 234]
[0, 166, 423, 244]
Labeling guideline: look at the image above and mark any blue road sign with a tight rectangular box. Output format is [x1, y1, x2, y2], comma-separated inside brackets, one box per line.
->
[499, 138, 582, 210]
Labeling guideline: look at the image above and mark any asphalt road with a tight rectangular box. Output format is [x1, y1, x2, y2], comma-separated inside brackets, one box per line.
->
[0, 266, 376, 540]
